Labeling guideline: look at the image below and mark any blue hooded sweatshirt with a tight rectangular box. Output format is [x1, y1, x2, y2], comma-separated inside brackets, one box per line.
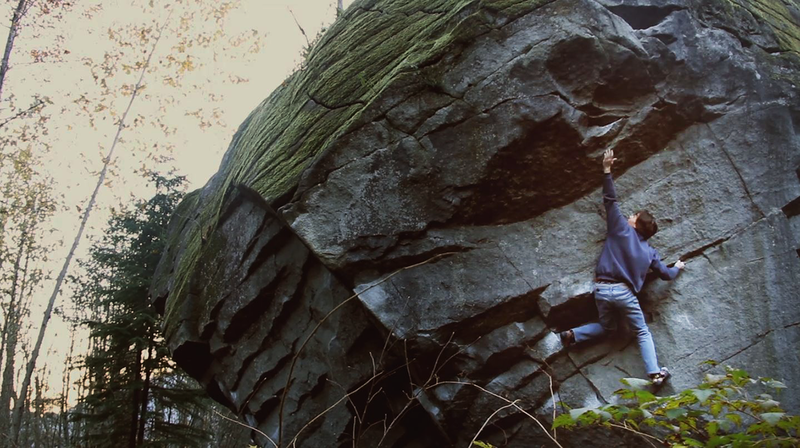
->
[595, 173, 678, 293]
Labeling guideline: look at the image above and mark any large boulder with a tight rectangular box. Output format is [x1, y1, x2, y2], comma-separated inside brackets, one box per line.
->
[151, 0, 800, 446]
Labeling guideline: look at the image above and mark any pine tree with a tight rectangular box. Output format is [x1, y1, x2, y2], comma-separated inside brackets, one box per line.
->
[71, 172, 212, 447]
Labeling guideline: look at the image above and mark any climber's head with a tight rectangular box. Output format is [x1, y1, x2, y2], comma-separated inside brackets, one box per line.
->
[629, 210, 658, 240]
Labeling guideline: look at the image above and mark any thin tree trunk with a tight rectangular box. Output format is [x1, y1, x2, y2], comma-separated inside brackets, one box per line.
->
[337, 0, 343, 12]
[33, 374, 43, 448]
[8, 12, 173, 443]
[136, 343, 153, 444]
[18, 384, 30, 448]
[0, 229, 24, 372]
[0, 223, 29, 440]
[0, 208, 31, 370]
[129, 349, 141, 448]
[60, 331, 74, 446]
[0, 0, 30, 106]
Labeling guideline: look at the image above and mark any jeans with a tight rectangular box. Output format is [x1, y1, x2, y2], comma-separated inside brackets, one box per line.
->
[572, 283, 660, 375]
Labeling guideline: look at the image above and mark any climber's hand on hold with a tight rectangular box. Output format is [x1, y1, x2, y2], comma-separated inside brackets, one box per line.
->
[603, 149, 617, 174]
[675, 260, 685, 270]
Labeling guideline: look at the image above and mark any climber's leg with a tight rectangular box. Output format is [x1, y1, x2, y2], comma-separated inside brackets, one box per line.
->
[572, 284, 617, 343]
[618, 287, 660, 375]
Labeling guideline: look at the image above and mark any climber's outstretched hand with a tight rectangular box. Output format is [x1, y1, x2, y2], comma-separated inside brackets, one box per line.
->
[675, 260, 685, 270]
[603, 149, 616, 173]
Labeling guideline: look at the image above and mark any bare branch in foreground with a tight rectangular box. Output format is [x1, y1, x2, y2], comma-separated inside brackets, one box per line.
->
[276, 252, 458, 446]
[212, 409, 277, 448]
[436, 380, 565, 448]
[470, 400, 520, 448]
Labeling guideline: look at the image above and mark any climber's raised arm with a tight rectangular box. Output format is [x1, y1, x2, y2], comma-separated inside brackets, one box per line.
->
[602, 149, 627, 234]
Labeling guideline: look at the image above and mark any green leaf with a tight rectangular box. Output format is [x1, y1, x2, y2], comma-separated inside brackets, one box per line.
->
[666, 408, 688, 419]
[760, 412, 785, 425]
[614, 389, 636, 400]
[683, 437, 704, 447]
[691, 388, 715, 404]
[552, 413, 575, 429]
[747, 421, 772, 435]
[725, 413, 743, 426]
[705, 374, 727, 384]
[727, 367, 751, 385]
[472, 441, 495, 448]
[757, 398, 781, 410]
[710, 402, 723, 416]
[634, 389, 657, 404]
[621, 377, 653, 390]
[706, 420, 719, 437]
[716, 418, 736, 432]
[762, 379, 787, 389]
[569, 408, 592, 420]
[787, 416, 800, 431]
[706, 435, 730, 448]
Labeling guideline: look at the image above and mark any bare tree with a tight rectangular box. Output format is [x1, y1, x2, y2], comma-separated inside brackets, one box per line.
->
[8, 10, 173, 444]
[0, 0, 33, 106]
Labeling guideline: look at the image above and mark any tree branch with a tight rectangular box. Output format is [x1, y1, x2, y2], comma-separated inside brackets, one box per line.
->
[0, 98, 43, 129]
[287, 7, 310, 47]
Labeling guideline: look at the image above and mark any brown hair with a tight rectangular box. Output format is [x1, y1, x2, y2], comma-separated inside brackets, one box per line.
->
[635, 210, 658, 240]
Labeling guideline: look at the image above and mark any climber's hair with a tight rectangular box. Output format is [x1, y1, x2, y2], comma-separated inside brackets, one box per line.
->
[635, 210, 658, 240]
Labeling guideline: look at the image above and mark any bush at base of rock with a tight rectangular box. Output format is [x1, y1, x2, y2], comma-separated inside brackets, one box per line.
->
[553, 362, 800, 448]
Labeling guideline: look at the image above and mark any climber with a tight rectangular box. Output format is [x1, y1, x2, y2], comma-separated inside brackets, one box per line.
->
[559, 149, 684, 386]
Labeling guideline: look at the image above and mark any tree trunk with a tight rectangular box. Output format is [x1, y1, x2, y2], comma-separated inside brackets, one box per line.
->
[8, 12, 173, 443]
[136, 343, 153, 445]
[337, 0, 343, 12]
[0, 0, 30, 106]
[0, 224, 28, 439]
[60, 331, 74, 446]
[129, 350, 142, 448]
[33, 375, 43, 448]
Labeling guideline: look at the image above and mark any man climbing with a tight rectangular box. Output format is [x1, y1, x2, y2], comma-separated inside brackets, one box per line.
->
[560, 149, 684, 386]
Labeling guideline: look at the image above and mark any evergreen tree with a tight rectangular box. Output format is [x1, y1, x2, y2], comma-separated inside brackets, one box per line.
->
[71, 172, 212, 447]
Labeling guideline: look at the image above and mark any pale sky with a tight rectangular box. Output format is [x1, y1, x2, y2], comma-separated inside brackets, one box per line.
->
[1, 0, 354, 408]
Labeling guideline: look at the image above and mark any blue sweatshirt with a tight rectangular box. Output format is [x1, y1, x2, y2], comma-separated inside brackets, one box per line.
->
[595, 173, 678, 293]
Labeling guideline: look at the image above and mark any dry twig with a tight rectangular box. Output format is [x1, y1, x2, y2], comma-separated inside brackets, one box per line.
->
[212, 409, 277, 448]
[437, 380, 565, 448]
[470, 400, 520, 448]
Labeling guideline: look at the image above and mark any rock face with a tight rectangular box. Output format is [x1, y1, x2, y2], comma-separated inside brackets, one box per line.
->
[151, 0, 800, 446]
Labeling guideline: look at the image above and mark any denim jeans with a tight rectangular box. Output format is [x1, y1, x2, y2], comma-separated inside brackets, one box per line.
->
[572, 283, 660, 375]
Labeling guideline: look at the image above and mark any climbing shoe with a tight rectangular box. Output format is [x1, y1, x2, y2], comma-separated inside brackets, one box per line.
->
[559, 330, 574, 348]
[650, 367, 671, 386]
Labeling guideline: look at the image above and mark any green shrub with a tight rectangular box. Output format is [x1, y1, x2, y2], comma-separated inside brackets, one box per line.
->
[553, 363, 800, 447]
